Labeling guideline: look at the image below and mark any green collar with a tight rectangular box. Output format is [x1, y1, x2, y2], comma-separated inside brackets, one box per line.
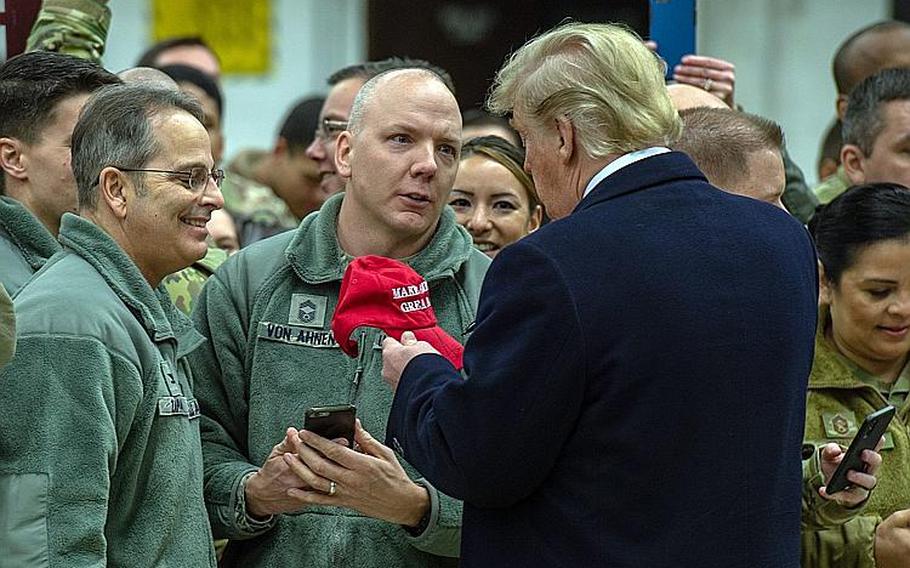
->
[810, 307, 910, 393]
[58, 213, 201, 349]
[285, 192, 476, 284]
[0, 195, 61, 271]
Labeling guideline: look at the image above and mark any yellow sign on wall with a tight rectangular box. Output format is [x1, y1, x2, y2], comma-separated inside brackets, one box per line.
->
[152, 0, 270, 74]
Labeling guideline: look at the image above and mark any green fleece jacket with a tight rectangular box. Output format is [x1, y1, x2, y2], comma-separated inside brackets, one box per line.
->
[801, 323, 910, 567]
[190, 193, 490, 567]
[0, 213, 216, 567]
[0, 282, 13, 368]
[0, 196, 61, 295]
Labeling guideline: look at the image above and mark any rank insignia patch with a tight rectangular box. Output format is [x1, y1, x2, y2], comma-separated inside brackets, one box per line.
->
[822, 412, 858, 438]
[288, 294, 327, 328]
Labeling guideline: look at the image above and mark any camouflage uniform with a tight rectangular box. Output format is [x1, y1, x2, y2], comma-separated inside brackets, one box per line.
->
[801, 307, 910, 567]
[219, 168, 297, 248]
[163, 245, 229, 316]
[25, 0, 110, 65]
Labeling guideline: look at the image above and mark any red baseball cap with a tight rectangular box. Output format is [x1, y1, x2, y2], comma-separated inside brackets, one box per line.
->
[332, 255, 464, 369]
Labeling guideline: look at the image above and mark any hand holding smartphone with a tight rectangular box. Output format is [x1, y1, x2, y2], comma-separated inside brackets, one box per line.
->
[304, 404, 356, 449]
[825, 405, 895, 495]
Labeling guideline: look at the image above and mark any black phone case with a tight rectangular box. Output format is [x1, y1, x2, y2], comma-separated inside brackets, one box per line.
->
[304, 404, 356, 448]
[825, 405, 895, 494]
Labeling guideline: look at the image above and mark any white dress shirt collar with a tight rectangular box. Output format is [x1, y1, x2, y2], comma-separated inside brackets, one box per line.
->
[581, 147, 671, 199]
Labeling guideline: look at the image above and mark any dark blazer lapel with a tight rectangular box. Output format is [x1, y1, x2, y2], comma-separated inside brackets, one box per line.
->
[573, 151, 707, 214]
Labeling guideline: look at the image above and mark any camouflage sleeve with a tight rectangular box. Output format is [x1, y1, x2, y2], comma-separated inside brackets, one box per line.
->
[802, 442, 871, 529]
[25, 0, 111, 65]
[801, 515, 879, 568]
[163, 248, 229, 316]
[163, 266, 210, 316]
[800, 443, 879, 567]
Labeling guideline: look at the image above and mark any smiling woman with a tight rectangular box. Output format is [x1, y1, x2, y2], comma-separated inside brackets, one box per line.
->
[802, 183, 910, 567]
[449, 135, 543, 258]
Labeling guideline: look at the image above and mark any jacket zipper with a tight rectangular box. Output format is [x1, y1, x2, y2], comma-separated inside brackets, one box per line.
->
[349, 330, 367, 402]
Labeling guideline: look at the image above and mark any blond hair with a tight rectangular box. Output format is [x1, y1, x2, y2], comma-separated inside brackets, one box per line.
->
[488, 22, 682, 158]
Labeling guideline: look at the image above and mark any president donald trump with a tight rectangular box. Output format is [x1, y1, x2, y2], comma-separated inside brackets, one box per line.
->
[382, 22, 818, 568]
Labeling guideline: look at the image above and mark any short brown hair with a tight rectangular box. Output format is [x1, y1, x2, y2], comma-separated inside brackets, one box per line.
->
[672, 108, 783, 190]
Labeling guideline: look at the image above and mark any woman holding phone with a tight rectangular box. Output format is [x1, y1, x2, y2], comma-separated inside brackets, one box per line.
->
[804, 183, 910, 567]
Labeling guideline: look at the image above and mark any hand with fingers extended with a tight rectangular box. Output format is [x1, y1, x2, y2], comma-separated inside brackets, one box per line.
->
[244, 427, 314, 518]
[875, 509, 910, 568]
[286, 419, 430, 527]
[818, 438, 884, 507]
[672, 55, 736, 108]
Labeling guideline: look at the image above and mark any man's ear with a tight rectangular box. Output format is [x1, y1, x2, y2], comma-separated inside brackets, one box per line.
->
[97, 167, 129, 219]
[335, 131, 354, 179]
[841, 143, 867, 185]
[273, 136, 289, 158]
[555, 115, 575, 165]
[0, 137, 28, 182]
[836, 94, 849, 121]
[527, 205, 543, 233]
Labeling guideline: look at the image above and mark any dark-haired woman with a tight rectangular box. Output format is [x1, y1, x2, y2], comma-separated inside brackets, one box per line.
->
[803, 183, 910, 567]
[448, 136, 543, 258]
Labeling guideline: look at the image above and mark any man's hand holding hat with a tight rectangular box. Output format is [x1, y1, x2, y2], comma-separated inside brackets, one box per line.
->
[382, 331, 438, 392]
[332, 256, 465, 369]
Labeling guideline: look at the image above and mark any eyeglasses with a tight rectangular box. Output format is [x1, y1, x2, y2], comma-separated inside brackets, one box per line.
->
[115, 166, 225, 193]
[314, 118, 348, 141]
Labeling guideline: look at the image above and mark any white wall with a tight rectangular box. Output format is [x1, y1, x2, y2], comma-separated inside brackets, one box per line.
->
[698, 0, 889, 185]
[103, 0, 366, 162]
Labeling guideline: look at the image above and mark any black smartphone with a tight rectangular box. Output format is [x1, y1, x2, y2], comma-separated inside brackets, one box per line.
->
[304, 404, 356, 448]
[649, 0, 697, 80]
[825, 405, 895, 494]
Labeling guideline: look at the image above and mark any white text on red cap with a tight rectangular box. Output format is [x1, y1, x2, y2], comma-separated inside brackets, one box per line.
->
[391, 280, 429, 300]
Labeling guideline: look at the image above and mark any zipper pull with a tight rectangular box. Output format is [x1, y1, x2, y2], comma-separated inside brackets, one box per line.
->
[353, 366, 364, 388]
[352, 329, 368, 388]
